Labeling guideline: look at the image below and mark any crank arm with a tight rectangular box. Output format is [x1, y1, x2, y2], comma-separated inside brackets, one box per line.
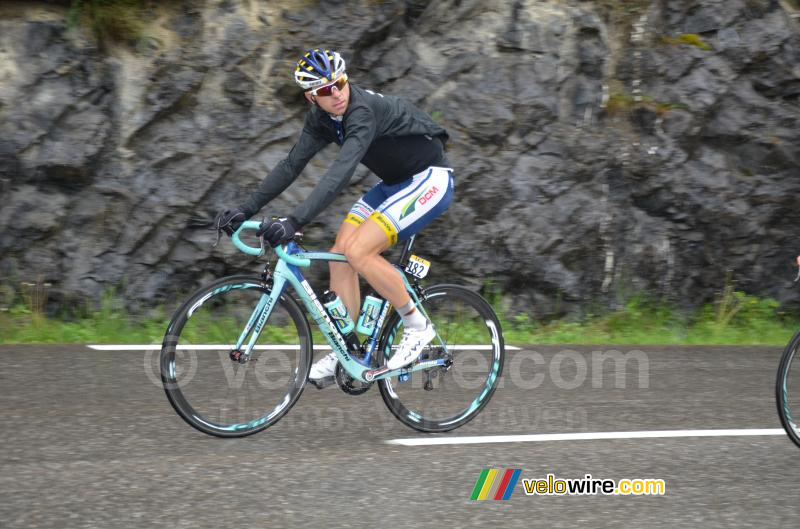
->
[363, 358, 448, 382]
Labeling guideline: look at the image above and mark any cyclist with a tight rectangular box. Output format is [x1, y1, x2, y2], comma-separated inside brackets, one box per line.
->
[215, 49, 454, 387]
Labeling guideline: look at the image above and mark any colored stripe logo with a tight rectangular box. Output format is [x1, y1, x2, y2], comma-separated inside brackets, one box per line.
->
[470, 469, 522, 500]
[399, 190, 424, 220]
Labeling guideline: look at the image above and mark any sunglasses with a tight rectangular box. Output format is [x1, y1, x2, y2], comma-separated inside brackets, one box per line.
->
[310, 75, 348, 97]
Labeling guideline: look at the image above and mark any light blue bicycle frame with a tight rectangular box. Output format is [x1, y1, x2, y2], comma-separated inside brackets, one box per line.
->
[230, 221, 448, 383]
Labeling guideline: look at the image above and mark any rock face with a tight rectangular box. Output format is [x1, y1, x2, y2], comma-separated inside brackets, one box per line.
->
[0, 0, 798, 317]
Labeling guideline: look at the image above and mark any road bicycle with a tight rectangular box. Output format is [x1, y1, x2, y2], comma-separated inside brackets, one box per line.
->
[160, 221, 505, 437]
[775, 256, 800, 448]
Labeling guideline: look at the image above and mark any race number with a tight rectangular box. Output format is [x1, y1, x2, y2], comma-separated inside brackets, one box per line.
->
[405, 255, 431, 279]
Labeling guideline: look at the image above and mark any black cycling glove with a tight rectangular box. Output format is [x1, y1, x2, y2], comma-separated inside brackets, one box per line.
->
[214, 208, 247, 236]
[257, 216, 300, 248]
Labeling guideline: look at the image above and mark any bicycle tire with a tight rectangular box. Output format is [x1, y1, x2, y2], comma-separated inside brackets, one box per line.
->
[776, 330, 800, 448]
[377, 284, 504, 432]
[160, 275, 312, 438]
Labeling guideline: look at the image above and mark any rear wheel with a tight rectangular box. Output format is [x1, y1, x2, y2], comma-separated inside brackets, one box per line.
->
[160, 275, 312, 437]
[776, 330, 800, 448]
[377, 284, 504, 432]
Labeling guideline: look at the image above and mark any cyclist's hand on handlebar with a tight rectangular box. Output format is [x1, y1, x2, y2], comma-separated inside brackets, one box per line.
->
[257, 216, 300, 248]
[214, 208, 247, 236]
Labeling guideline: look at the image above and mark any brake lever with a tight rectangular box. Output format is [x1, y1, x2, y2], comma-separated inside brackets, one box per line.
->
[211, 216, 223, 248]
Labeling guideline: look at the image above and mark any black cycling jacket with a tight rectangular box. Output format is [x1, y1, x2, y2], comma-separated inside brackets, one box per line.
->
[239, 83, 449, 226]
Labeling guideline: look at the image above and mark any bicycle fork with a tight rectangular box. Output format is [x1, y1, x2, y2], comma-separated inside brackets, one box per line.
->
[230, 273, 289, 363]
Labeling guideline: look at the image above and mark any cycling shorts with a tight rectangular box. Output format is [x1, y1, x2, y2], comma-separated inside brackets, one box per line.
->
[344, 166, 454, 246]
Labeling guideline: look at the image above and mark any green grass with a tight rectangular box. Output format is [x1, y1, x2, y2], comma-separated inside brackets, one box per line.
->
[501, 293, 795, 345]
[0, 290, 796, 346]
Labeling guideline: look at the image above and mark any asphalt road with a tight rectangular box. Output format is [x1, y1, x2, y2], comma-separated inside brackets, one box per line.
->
[1, 344, 798, 528]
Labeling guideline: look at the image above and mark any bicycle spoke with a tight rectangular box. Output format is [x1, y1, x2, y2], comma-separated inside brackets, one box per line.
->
[161, 276, 312, 437]
[378, 285, 504, 432]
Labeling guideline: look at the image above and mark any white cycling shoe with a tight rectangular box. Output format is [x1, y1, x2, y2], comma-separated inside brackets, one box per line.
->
[386, 322, 436, 370]
[308, 352, 337, 389]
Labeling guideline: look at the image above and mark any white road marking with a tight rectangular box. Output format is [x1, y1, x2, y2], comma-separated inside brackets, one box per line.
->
[87, 344, 520, 351]
[386, 429, 786, 446]
[89, 344, 309, 351]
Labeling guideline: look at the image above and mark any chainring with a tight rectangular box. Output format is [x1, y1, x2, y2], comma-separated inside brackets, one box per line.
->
[335, 363, 373, 395]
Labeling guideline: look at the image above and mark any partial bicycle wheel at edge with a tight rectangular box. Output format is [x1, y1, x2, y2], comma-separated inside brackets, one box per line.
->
[160, 275, 312, 438]
[776, 330, 800, 448]
[377, 284, 504, 432]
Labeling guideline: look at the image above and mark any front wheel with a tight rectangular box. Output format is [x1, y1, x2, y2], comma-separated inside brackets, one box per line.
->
[377, 284, 504, 432]
[776, 330, 800, 448]
[160, 275, 312, 437]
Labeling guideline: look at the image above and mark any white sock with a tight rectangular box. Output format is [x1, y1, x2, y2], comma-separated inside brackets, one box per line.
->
[398, 300, 427, 330]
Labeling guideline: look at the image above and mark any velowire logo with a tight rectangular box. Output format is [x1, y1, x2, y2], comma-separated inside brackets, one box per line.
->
[469, 469, 522, 501]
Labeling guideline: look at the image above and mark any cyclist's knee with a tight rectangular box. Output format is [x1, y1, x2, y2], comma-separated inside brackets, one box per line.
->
[331, 234, 356, 255]
[332, 223, 358, 253]
[344, 239, 374, 268]
[343, 243, 362, 267]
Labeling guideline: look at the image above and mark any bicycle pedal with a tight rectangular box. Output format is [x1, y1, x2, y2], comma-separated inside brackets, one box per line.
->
[307, 376, 335, 390]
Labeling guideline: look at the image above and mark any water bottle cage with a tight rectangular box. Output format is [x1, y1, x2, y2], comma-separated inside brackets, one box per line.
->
[356, 295, 384, 335]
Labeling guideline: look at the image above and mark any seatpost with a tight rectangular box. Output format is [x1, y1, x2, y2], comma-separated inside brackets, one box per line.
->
[398, 235, 416, 268]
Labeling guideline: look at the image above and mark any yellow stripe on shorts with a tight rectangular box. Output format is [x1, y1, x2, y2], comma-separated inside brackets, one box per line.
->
[368, 211, 398, 246]
[344, 213, 365, 227]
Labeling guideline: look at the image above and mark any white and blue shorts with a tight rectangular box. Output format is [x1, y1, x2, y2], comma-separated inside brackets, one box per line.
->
[344, 166, 454, 246]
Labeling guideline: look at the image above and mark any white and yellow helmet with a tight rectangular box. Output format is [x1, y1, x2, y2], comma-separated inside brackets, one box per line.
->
[294, 49, 346, 90]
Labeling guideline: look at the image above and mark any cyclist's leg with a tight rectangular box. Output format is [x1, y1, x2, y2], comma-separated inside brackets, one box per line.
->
[343, 221, 407, 307]
[312, 219, 361, 385]
[329, 221, 360, 319]
[345, 166, 454, 368]
[312, 188, 393, 385]
[330, 185, 392, 318]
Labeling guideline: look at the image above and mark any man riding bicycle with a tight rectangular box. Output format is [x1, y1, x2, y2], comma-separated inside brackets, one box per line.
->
[215, 49, 454, 387]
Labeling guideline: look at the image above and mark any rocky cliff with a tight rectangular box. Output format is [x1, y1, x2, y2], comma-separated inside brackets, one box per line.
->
[1, 0, 798, 318]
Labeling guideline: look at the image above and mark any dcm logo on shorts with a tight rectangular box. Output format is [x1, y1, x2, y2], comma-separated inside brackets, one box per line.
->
[399, 186, 439, 220]
[418, 186, 439, 205]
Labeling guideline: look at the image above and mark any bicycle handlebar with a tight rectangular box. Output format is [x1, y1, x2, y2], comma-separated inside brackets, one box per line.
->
[230, 221, 311, 267]
[231, 221, 263, 255]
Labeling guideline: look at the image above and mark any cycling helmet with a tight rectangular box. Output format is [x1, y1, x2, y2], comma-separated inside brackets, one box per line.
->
[294, 49, 346, 91]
